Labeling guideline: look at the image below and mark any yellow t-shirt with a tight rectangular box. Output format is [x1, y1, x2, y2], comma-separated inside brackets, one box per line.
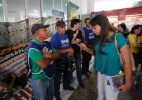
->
[127, 34, 142, 54]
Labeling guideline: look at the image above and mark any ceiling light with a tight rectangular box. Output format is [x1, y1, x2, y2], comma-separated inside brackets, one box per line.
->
[65, 4, 67, 6]
[0, 4, 2, 6]
[33, 10, 38, 13]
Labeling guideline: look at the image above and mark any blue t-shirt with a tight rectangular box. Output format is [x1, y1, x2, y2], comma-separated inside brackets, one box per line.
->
[94, 32, 127, 76]
[82, 27, 95, 45]
[51, 32, 70, 58]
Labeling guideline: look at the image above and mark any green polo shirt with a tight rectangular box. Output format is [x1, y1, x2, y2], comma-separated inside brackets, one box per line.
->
[29, 38, 52, 80]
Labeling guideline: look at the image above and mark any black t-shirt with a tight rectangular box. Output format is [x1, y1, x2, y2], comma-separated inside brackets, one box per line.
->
[66, 29, 83, 54]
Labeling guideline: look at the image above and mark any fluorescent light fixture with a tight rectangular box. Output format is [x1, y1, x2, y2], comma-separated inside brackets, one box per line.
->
[0, 4, 2, 6]
[33, 10, 38, 13]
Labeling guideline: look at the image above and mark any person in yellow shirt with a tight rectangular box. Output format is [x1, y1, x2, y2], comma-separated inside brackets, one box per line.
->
[127, 25, 142, 67]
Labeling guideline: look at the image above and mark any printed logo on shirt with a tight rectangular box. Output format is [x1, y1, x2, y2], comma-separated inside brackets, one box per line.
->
[89, 32, 94, 35]
[61, 39, 69, 45]
[61, 39, 70, 48]
[89, 32, 95, 39]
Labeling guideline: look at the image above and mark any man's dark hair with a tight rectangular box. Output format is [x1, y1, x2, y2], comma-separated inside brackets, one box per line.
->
[84, 18, 91, 23]
[70, 19, 80, 28]
[56, 20, 65, 28]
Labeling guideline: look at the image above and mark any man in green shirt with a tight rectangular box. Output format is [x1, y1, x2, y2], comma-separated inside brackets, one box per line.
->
[26, 24, 59, 100]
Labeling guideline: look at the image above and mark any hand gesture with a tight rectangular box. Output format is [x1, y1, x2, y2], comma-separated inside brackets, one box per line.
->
[71, 38, 81, 45]
[76, 38, 81, 43]
[42, 50, 51, 58]
[68, 48, 74, 54]
[52, 52, 60, 59]
[79, 43, 87, 50]
[117, 84, 131, 92]
[68, 52, 74, 57]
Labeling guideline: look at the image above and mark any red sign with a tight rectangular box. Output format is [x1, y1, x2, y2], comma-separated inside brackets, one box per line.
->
[118, 9, 126, 21]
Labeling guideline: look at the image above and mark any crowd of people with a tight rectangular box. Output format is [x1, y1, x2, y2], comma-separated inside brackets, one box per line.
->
[112, 22, 142, 70]
[26, 14, 142, 100]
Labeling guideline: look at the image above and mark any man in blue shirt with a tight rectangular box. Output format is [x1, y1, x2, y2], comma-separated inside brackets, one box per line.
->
[51, 20, 74, 100]
[82, 18, 95, 78]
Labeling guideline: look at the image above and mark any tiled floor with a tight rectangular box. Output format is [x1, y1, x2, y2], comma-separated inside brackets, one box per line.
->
[10, 55, 142, 100]
[55, 56, 95, 100]
[69, 72, 142, 100]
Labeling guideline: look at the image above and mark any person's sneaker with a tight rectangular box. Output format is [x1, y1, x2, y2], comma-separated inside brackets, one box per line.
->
[79, 83, 85, 88]
[55, 95, 61, 100]
[63, 86, 75, 90]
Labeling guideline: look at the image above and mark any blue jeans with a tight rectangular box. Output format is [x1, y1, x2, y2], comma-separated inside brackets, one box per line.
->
[74, 53, 83, 84]
[30, 78, 54, 100]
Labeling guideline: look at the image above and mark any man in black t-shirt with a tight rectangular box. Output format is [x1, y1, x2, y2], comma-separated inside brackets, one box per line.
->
[66, 19, 85, 88]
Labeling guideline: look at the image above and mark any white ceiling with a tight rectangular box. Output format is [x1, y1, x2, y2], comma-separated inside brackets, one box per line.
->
[94, 0, 141, 11]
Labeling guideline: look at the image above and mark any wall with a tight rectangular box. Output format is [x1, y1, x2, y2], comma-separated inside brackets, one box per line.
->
[69, 0, 93, 28]
[87, 0, 95, 13]
[81, 14, 90, 28]
[8, 12, 25, 22]
[69, 0, 88, 14]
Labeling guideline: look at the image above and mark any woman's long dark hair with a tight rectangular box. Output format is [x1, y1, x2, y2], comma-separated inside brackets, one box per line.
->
[130, 25, 141, 34]
[91, 15, 115, 52]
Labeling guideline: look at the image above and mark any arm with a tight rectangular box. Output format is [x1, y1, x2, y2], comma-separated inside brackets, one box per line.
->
[118, 44, 132, 92]
[81, 29, 94, 48]
[57, 48, 74, 54]
[29, 49, 53, 69]
[138, 36, 142, 44]
[43, 51, 59, 60]
[84, 47, 95, 55]
[36, 58, 53, 69]
[43, 48, 74, 58]
[82, 36, 94, 48]
[79, 43, 95, 55]
[86, 44, 94, 49]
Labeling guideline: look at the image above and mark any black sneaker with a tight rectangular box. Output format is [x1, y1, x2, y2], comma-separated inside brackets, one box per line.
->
[63, 86, 75, 90]
[55, 95, 61, 100]
[79, 83, 85, 88]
